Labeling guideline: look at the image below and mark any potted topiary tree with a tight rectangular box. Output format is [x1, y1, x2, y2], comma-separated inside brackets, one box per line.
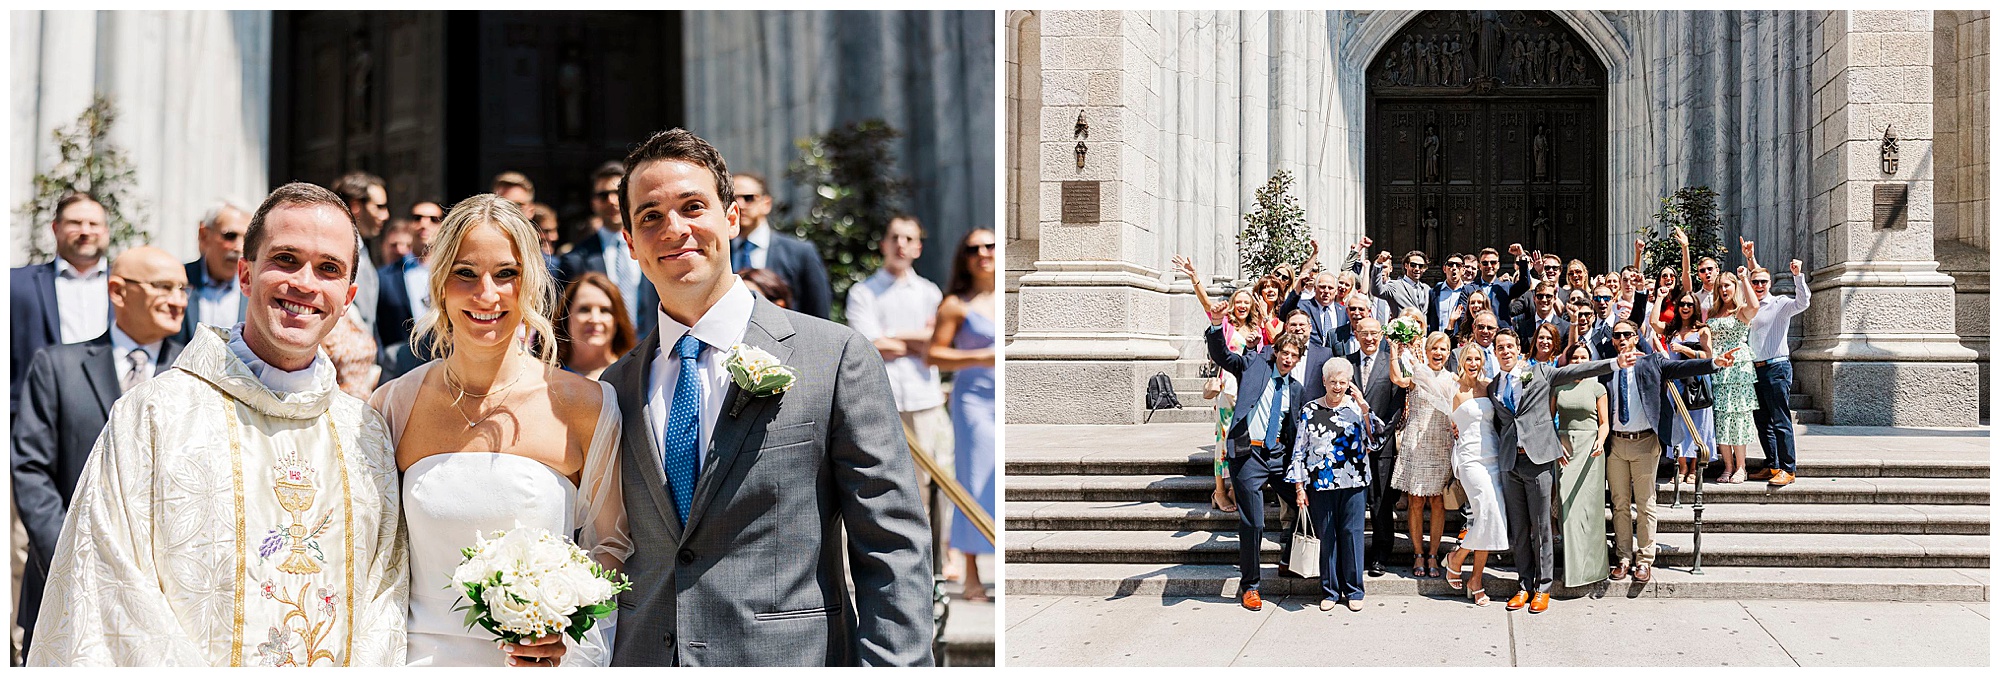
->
[1237, 169, 1312, 285]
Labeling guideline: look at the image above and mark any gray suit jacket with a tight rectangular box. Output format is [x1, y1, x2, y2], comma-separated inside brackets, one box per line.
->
[602, 295, 933, 666]
[1488, 357, 1617, 470]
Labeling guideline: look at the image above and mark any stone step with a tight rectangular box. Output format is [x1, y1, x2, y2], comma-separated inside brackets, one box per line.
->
[1003, 475, 1990, 505]
[1000, 562, 1992, 602]
[1138, 407, 1221, 424]
[1003, 530, 1991, 568]
[1003, 501, 1991, 535]
[1006, 453, 1988, 479]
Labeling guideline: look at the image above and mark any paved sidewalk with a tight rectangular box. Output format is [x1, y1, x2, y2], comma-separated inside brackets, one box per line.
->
[1004, 594, 1991, 666]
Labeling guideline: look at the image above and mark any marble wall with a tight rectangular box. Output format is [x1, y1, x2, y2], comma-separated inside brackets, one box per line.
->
[10, 10, 272, 266]
[682, 10, 995, 285]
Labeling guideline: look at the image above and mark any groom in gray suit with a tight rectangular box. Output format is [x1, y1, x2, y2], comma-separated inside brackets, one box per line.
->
[1486, 329, 1629, 613]
[600, 128, 934, 666]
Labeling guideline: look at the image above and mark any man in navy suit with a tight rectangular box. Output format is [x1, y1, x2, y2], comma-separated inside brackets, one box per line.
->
[11, 192, 112, 416]
[376, 201, 446, 350]
[1207, 315, 1309, 612]
[1427, 253, 1475, 333]
[729, 172, 833, 319]
[562, 162, 661, 338]
[177, 200, 251, 345]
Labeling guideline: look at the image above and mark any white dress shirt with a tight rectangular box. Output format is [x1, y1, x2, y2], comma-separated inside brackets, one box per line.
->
[737, 223, 773, 270]
[54, 257, 109, 344]
[402, 256, 432, 318]
[108, 322, 164, 386]
[845, 267, 945, 412]
[1749, 272, 1811, 363]
[647, 279, 755, 473]
[598, 229, 644, 326]
[193, 264, 243, 332]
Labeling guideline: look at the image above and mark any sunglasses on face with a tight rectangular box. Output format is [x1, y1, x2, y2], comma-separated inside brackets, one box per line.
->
[1535, 293, 1555, 300]
[1594, 295, 1612, 302]
[1700, 266, 1718, 273]
[734, 194, 761, 202]
[1751, 279, 1771, 286]
[412, 214, 443, 223]
[1677, 301, 1696, 308]
[1475, 324, 1497, 331]
[1612, 331, 1636, 338]
[1445, 262, 1464, 268]
[1407, 261, 1427, 269]
[964, 242, 995, 254]
[1577, 311, 1597, 319]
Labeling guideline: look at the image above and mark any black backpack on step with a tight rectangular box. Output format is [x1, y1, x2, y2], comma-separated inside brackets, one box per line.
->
[1143, 371, 1181, 423]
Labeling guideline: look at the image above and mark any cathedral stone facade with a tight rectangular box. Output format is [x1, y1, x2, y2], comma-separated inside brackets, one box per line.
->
[1005, 10, 1989, 426]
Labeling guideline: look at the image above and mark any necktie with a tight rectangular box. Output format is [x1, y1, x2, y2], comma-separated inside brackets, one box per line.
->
[731, 239, 754, 272]
[1359, 355, 1371, 395]
[1263, 374, 1287, 450]
[1504, 374, 1518, 413]
[121, 349, 151, 393]
[662, 335, 704, 523]
[1618, 368, 1630, 425]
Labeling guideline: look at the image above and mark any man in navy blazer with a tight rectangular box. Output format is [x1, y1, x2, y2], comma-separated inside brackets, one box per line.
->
[729, 172, 833, 319]
[11, 193, 113, 416]
[176, 201, 251, 345]
[1207, 314, 1309, 612]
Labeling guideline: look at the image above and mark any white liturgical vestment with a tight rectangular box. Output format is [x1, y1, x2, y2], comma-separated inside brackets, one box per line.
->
[28, 325, 406, 666]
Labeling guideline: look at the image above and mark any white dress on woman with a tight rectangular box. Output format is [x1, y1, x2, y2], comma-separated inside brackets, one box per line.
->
[1449, 397, 1510, 552]
[369, 362, 630, 667]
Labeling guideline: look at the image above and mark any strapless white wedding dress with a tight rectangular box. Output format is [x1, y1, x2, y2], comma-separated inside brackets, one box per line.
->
[370, 363, 628, 667]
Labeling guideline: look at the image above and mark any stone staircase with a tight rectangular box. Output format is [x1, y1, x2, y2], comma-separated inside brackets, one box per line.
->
[1004, 423, 1989, 602]
[1141, 359, 1826, 424]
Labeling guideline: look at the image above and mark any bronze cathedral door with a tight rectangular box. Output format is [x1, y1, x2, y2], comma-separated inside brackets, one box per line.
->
[1365, 10, 1607, 279]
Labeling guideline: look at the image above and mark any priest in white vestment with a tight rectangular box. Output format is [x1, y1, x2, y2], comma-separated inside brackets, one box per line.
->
[28, 183, 407, 666]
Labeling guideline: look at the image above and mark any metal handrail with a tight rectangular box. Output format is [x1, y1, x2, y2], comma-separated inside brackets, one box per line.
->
[1664, 379, 1711, 575]
[903, 422, 996, 545]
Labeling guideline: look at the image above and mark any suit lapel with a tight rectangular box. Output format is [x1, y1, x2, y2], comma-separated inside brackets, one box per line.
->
[618, 330, 684, 543]
[81, 338, 119, 418]
[37, 264, 59, 339]
[682, 298, 796, 535]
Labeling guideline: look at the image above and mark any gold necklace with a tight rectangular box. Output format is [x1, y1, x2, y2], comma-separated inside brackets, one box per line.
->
[443, 363, 526, 429]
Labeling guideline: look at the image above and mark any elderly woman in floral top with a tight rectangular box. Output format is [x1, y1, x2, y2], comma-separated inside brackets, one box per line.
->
[1290, 357, 1385, 612]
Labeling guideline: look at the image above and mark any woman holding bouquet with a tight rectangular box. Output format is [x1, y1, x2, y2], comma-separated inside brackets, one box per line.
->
[370, 194, 629, 666]
[1386, 329, 1458, 578]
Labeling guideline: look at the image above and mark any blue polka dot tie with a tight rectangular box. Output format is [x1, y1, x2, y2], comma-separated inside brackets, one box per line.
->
[663, 334, 704, 524]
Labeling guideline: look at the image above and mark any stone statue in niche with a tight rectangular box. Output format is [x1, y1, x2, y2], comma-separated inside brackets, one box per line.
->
[1531, 125, 1550, 180]
[557, 44, 586, 141]
[1422, 208, 1441, 256]
[1530, 208, 1552, 251]
[1423, 125, 1442, 182]
[347, 30, 375, 135]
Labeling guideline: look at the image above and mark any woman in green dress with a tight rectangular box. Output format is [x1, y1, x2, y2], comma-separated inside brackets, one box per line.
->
[1553, 342, 1611, 586]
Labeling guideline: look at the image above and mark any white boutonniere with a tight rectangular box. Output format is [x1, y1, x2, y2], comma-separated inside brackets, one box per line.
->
[1519, 369, 1536, 385]
[725, 344, 798, 417]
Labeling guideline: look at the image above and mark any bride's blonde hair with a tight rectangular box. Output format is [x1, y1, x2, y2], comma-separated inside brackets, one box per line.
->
[410, 194, 559, 365]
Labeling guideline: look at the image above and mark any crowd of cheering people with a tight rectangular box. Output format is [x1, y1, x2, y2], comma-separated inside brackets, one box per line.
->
[9, 158, 997, 661]
[1177, 229, 1810, 614]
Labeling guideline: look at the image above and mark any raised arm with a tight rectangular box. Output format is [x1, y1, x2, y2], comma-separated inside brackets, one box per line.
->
[1205, 321, 1249, 377]
[1741, 237, 1761, 273]
[1291, 240, 1322, 294]
[1674, 227, 1693, 293]
[1387, 340, 1414, 389]
[1790, 258, 1811, 312]
[1172, 254, 1225, 319]
[1506, 243, 1534, 298]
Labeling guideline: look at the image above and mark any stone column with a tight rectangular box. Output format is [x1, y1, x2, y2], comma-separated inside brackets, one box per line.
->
[1795, 10, 1980, 425]
[1008, 11, 1184, 424]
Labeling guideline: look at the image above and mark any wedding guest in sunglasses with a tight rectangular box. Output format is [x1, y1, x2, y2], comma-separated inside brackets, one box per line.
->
[1739, 238, 1811, 486]
[728, 171, 833, 319]
[176, 198, 252, 344]
[1599, 319, 1737, 582]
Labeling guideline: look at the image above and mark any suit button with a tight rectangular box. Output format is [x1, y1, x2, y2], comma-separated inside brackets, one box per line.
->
[678, 548, 695, 564]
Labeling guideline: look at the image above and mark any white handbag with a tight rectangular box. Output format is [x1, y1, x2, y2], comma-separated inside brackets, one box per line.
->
[1290, 511, 1321, 579]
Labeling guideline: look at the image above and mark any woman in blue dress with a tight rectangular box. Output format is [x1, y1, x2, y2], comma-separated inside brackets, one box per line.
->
[930, 228, 997, 603]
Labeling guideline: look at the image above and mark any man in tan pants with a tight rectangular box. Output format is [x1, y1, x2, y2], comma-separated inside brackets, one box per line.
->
[1598, 319, 1732, 582]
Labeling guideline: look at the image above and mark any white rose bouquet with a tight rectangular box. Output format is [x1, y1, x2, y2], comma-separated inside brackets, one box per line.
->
[451, 528, 630, 644]
[1385, 316, 1423, 345]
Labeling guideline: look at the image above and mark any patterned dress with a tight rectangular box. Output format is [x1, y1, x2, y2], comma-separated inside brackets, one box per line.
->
[1214, 322, 1250, 480]
[1391, 354, 1456, 496]
[1709, 317, 1758, 445]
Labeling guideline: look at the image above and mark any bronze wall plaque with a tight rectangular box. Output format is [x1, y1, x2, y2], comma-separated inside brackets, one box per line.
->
[1061, 181, 1100, 223]
[1873, 183, 1908, 229]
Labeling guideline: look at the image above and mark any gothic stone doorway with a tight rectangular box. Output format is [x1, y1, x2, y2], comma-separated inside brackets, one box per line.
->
[1365, 10, 1607, 281]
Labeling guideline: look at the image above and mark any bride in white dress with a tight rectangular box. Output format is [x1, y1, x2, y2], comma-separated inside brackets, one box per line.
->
[368, 195, 629, 666]
[1442, 344, 1506, 606]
